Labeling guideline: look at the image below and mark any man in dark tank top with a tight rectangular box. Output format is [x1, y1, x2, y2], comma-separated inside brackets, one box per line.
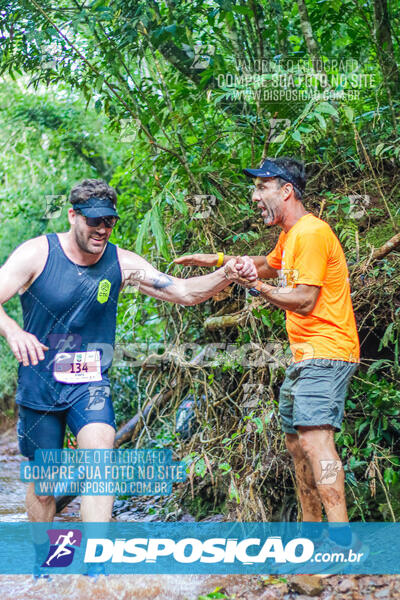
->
[0, 179, 257, 539]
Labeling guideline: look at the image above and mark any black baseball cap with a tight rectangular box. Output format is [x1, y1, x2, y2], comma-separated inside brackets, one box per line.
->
[73, 196, 119, 218]
[243, 159, 305, 194]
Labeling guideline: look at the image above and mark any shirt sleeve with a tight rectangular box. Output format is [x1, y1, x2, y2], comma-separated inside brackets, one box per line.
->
[293, 227, 331, 287]
[266, 232, 285, 270]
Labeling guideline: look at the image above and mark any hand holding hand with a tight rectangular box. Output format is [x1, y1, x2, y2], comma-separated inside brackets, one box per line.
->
[234, 255, 258, 284]
[224, 255, 258, 286]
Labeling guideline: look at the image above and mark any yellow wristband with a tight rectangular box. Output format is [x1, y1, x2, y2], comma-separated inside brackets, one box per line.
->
[216, 252, 224, 267]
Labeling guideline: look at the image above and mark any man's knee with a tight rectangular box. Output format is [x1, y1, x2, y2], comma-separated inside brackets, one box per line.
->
[30, 492, 54, 506]
[38, 495, 54, 505]
[77, 423, 115, 449]
[297, 435, 317, 461]
[297, 425, 335, 459]
[297, 430, 327, 460]
[285, 433, 303, 459]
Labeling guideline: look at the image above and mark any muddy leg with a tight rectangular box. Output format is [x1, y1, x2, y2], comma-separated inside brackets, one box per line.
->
[297, 426, 348, 522]
[285, 432, 323, 521]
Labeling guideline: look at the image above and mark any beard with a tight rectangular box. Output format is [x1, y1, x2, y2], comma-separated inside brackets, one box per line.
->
[262, 204, 278, 226]
[74, 225, 108, 255]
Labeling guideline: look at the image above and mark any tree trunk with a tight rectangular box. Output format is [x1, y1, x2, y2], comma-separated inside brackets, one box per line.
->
[249, 0, 267, 60]
[271, 0, 290, 56]
[373, 0, 400, 93]
[114, 389, 173, 448]
[296, 0, 323, 72]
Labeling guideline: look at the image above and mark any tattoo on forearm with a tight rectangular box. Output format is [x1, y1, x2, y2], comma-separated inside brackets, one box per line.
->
[151, 273, 174, 290]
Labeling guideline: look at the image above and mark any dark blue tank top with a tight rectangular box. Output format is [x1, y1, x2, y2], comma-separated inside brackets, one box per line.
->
[15, 233, 122, 410]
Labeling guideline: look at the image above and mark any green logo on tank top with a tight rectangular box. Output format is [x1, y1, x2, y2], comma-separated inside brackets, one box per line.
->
[97, 279, 111, 304]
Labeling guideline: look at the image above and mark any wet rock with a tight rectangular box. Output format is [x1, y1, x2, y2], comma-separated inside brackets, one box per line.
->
[259, 592, 285, 599]
[200, 514, 225, 522]
[360, 577, 382, 591]
[259, 576, 287, 587]
[179, 513, 196, 522]
[258, 576, 288, 598]
[337, 578, 357, 593]
[288, 575, 324, 596]
[112, 499, 130, 516]
[140, 513, 160, 522]
[375, 588, 391, 599]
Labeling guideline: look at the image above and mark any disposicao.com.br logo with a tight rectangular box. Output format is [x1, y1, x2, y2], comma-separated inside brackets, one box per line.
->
[84, 536, 313, 564]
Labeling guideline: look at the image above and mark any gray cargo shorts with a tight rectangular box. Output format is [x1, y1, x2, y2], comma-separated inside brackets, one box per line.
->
[279, 358, 359, 434]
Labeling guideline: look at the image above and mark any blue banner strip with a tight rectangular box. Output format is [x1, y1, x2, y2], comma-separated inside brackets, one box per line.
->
[0, 522, 396, 575]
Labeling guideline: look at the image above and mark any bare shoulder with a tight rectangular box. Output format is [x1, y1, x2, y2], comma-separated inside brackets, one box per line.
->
[116, 246, 133, 264]
[9, 235, 49, 287]
[9, 235, 47, 263]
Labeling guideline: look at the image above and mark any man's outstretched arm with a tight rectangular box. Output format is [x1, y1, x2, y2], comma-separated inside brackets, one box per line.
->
[174, 253, 278, 280]
[117, 249, 257, 306]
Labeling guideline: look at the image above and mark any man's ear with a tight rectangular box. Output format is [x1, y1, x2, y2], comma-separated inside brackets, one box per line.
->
[282, 183, 293, 201]
[67, 207, 76, 226]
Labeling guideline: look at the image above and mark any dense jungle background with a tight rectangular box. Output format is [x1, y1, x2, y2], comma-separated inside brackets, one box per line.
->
[0, 0, 399, 529]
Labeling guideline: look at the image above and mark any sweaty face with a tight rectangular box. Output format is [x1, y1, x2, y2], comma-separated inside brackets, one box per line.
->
[73, 214, 112, 255]
[252, 177, 286, 226]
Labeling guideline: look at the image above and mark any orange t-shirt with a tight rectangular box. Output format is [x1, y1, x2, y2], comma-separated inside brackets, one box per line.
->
[266, 213, 360, 363]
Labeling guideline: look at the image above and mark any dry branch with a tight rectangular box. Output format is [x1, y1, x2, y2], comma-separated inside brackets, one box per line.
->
[352, 231, 400, 274]
[116, 389, 174, 448]
[204, 313, 246, 330]
[369, 232, 400, 262]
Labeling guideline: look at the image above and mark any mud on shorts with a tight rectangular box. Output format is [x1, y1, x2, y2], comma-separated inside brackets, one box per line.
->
[279, 359, 359, 434]
[17, 383, 116, 461]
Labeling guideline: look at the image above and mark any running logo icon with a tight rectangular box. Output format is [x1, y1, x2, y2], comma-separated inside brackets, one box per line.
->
[42, 529, 82, 567]
[86, 385, 110, 411]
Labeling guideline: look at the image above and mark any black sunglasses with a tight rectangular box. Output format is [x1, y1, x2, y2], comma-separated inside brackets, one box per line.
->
[75, 209, 119, 229]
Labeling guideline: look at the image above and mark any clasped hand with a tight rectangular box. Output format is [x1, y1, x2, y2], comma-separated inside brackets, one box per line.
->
[223, 255, 258, 286]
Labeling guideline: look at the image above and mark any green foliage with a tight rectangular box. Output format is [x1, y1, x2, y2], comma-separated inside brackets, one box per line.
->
[379, 313, 400, 372]
[197, 589, 229, 600]
[338, 371, 400, 520]
[0, 0, 399, 261]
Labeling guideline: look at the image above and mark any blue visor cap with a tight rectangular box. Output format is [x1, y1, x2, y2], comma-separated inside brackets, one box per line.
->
[243, 160, 305, 194]
[74, 196, 119, 218]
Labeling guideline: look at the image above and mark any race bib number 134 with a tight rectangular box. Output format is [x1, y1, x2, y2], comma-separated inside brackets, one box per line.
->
[53, 351, 102, 383]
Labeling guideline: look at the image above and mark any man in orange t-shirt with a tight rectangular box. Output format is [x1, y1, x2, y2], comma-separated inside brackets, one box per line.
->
[175, 158, 359, 537]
